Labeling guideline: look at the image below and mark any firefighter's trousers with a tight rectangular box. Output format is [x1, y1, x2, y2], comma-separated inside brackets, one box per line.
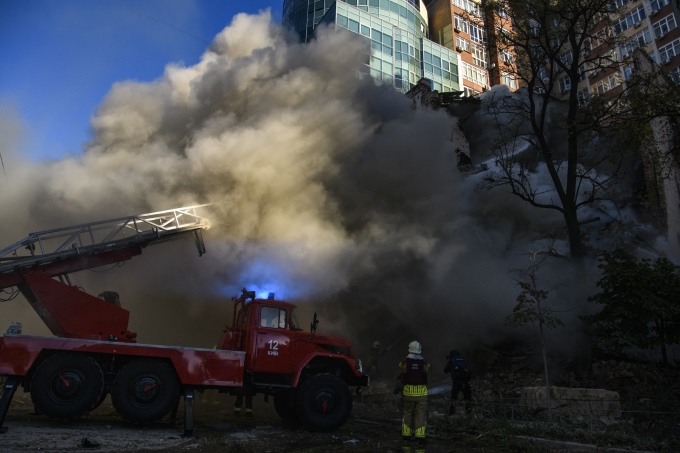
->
[234, 394, 253, 415]
[401, 395, 427, 438]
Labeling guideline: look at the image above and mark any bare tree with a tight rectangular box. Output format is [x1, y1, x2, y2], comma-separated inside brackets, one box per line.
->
[478, 0, 655, 258]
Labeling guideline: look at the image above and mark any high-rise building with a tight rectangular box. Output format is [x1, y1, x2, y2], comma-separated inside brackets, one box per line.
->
[282, 0, 463, 93]
[485, 0, 680, 102]
[424, 0, 517, 96]
[577, 0, 680, 100]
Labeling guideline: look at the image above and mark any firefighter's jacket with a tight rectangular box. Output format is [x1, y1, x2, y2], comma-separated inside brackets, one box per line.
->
[399, 354, 430, 397]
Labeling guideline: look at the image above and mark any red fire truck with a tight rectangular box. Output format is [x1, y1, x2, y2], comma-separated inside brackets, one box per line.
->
[0, 206, 368, 435]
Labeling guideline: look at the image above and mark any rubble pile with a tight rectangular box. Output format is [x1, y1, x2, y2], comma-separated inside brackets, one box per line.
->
[518, 386, 621, 422]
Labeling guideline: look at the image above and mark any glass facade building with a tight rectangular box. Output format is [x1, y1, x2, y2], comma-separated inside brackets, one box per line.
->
[282, 0, 461, 93]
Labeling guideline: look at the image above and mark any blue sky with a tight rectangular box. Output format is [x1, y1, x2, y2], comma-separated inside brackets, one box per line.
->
[0, 0, 281, 161]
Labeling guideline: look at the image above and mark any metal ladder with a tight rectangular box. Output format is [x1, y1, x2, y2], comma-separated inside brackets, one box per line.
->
[0, 205, 211, 283]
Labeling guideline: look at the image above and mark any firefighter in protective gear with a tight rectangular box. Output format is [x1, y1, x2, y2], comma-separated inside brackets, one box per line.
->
[367, 340, 385, 379]
[398, 341, 430, 445]
[444, 349, 472, 415]
[457, 150, 473, 171]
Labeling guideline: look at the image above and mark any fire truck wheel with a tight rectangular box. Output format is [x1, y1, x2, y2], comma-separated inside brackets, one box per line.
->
[273, 390, 299, 424]
[295, 373, 352, 432]
[110, 359, 179, 424]
[30, 353, 105, 420]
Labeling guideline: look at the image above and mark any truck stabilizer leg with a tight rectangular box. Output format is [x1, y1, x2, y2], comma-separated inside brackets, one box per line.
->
[170, 394, 180, 421]
[183, 388, 194, 437]
[0, 376, 20, 434]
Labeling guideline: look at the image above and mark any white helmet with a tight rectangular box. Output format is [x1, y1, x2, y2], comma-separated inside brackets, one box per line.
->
[408, 341, 422, 354]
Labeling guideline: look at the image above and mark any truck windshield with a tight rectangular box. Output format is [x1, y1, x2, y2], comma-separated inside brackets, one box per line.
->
[261, 306, 287, 329]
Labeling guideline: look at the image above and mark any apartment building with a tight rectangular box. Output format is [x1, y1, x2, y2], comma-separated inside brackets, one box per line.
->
[493, 0, 680, 102]
[547, 0, 680, 104]
[593, 0, 680, 99]
[425, 0, 519, 95]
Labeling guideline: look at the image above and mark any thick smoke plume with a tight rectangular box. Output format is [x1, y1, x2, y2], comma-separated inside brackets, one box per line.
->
[0, 12, 606, 371]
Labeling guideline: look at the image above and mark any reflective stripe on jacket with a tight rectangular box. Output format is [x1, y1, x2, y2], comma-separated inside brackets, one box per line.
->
[402, 384, 428, 396]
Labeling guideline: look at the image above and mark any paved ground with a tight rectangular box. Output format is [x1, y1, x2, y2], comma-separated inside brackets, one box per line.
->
[1, 383, 484, 453]
[4, 381, 640, 452]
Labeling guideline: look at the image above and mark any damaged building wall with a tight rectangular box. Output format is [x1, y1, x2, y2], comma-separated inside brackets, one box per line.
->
[635, 50, 680, 258]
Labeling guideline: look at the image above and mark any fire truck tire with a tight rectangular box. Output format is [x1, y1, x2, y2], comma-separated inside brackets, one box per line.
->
[273, 389, 299, 424]
[295, 373, 352, 432]
[30, 353, 105, 420]
[111, 359, 179, 424]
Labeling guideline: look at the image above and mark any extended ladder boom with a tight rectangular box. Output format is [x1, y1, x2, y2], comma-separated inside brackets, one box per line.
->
[0, 205, 211, 341]
[0, 205, 210, 288]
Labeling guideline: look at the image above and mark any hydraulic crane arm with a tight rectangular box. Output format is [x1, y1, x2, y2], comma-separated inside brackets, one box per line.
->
[0, 206, 211, 341]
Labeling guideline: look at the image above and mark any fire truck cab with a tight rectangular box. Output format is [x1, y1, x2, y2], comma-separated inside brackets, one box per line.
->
[217, 290, 368, 431]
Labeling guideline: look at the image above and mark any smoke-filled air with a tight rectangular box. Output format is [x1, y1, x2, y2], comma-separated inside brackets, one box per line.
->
[0, 11, 640, 365]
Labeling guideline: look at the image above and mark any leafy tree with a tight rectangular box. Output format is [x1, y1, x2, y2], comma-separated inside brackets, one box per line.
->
[583, 248, 680, 367]
[506, 250, 564, 418]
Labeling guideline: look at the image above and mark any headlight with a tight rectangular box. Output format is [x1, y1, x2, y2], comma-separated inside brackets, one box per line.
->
[355, 358, 363, 373]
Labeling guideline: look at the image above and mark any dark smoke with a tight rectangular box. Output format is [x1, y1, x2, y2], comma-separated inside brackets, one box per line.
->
[1, 12, 644, 369]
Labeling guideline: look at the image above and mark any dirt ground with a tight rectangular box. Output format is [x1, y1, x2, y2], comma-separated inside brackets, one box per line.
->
[1, 380, 487, 453]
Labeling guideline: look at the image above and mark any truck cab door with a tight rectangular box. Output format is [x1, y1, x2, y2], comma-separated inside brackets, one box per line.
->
[253, 305, 295, 376]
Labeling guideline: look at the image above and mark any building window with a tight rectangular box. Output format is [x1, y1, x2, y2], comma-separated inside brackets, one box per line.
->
[452, 0, 481, 17]
[456, 36, 470, 52]
[469, 23, 485, 44]
[463, 86, 477, 97]
[584, 61, 598, 77]
[620, 27, 652, 58]
[649, 0, 670, 13]
[560, 75, 572, 92]
[472, 44, 487, 67]
[577, 89, 590, 106]
[462, 61, 488, 86]
[591, 31, 604, 48]
[658, 38, 680, 63]
[653, 14, 677, 39]
[613, 5, 646, 35]
[537, 67, 547, 80]
[623, 63, 635, 80]
[583, 38, 592, 52]
[454, 15, 469, 34]
[611, 0, 632, 9]
[591, 73, 622, 95]
[501, 72, 516, 89]
[496, 7, 509, 20]
[559, 51, 574, 66]
[499, 48, 513, 65]
[395, 67, 405, 89]
[594, 11, 608, 23]
[529, 20, 540, 37]
[669, 66, 680, 84]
